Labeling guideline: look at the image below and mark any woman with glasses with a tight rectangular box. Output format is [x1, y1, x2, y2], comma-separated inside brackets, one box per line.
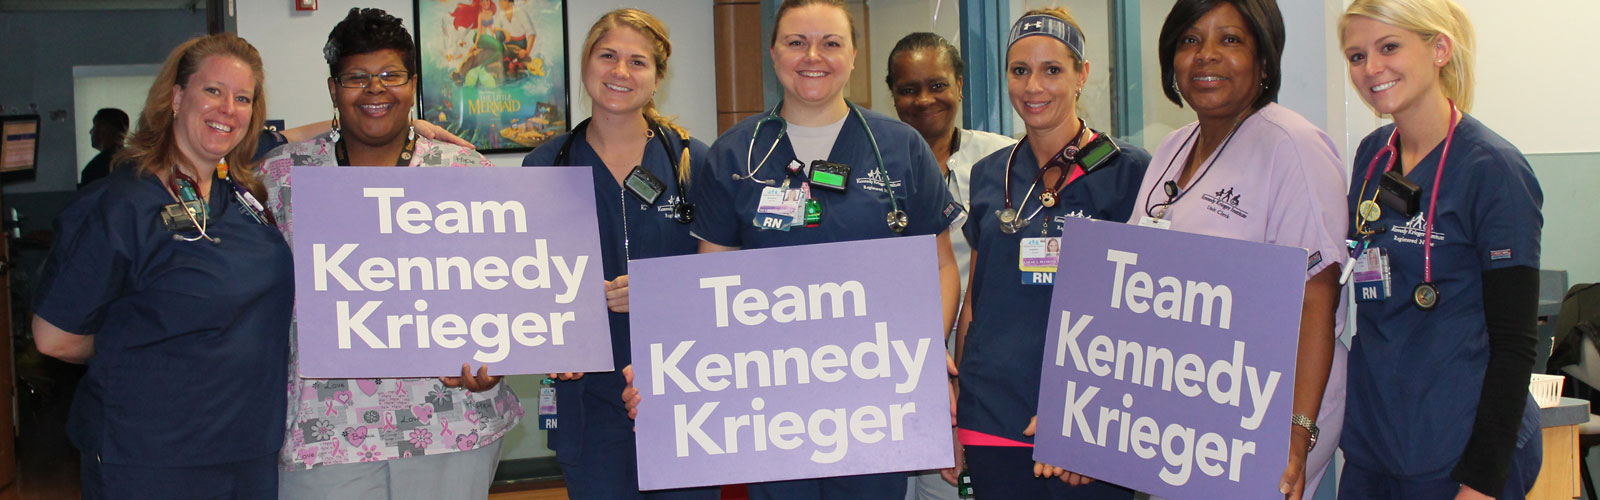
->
[256, 9, 522, 499]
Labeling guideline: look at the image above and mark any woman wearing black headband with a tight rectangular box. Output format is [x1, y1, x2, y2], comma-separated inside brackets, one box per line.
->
[952, 7, 1150, 500]
[1125, 1, 1348, 498]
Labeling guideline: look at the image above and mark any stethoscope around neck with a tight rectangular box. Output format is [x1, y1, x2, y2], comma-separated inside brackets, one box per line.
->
[556, 117, 695, 225]
[1352, 104, 1460, 311]
[738, 100, 908, 233]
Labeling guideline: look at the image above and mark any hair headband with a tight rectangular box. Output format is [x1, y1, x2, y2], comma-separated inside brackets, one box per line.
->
[1007, 14, 1085, 61]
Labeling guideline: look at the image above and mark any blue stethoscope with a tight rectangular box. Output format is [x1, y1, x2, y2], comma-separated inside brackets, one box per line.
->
[738, 101, 907, 232]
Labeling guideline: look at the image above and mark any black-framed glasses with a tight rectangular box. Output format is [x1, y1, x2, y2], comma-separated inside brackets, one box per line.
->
[335, 71, 412, 89]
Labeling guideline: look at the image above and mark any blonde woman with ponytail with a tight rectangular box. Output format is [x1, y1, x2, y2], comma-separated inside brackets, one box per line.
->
[1339, 1, 1543, 498]
[520, 8, 717, 500]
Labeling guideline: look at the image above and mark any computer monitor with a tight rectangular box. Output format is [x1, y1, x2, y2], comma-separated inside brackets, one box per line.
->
[1, 114, 40, 182]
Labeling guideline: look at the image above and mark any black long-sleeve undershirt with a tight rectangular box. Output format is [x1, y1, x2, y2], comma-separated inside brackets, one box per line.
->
[1450, 265, 1539, 495]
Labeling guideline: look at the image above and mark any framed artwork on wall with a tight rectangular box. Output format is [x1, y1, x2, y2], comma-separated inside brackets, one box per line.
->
[414, 0, 569, 153]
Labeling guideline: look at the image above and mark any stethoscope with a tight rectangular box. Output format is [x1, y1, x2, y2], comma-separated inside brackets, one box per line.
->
[994, 119, 1090, 235]
[738, 101, 907, 233]
[1351, 104, 1459, 311]
[1141, 113, 1248, 222]
[556, 117, 695, 225]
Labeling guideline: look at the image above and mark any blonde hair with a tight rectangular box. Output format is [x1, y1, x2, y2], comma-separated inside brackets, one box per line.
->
[1019, 7, 1088, 72]
[580, 9, 693, 184]
[121, 33, 268, 200]
[1341, 0, 1476, 112]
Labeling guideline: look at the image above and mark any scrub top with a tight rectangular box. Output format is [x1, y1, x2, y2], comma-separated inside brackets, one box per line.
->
[958, 132, 1150, 444]
[947, 128, 1018, 296]
[522, 125, 709, 464]
[34, 165, 294, 467]
[1341, 114, 1543, 480]
[1128, 102, 1350, 495]
[691, 103, 959, 248]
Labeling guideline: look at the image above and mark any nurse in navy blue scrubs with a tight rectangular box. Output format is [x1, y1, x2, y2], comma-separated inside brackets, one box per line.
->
[522, 8, 718, 500]
[1339, 1, 1543, 499]
[623, 0, 961, 498]
[954, 8, 1149, 500]
[32, 33, 290, 500]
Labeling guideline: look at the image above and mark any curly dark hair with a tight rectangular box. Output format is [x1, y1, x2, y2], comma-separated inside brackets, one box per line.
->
[324, 7, 417, 77]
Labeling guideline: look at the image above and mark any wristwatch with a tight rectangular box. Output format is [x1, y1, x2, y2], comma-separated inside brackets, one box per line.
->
[1291, 414, 1319, 451]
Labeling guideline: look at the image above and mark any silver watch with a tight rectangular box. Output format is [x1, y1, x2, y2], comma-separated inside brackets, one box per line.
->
[1291, 414, 1319, 451]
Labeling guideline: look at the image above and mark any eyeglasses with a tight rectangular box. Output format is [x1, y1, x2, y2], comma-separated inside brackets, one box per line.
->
[335, 71, 412, 89]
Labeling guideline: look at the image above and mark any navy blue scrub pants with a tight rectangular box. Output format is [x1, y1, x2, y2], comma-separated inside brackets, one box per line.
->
[748, 473, 908, 500]
[81, 451, 276, 500]
[560, 424, 721, 500]
[1337, 432, 1542, 500]
[964, 445, 1134, 500]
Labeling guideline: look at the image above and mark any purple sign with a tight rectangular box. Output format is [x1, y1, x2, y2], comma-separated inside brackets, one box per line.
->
[1034, 218, 1305, 499]
[290, 166, 613, 378]
[629, 236, 954, 490]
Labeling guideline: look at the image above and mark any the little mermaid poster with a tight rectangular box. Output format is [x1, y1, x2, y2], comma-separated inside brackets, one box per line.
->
[415, 0, 569, 153]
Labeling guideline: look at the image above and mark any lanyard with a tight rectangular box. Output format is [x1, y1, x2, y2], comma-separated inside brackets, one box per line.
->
[1141, 113, 1248, 221]
[1357, 105, 1459, 287]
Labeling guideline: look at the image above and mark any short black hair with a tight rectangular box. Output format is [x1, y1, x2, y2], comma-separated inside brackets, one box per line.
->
[1157, 0, 1284, 109]
[884, 32, 965, 88]
[93, 108, 130, 133]
[324, 8, 417, 77]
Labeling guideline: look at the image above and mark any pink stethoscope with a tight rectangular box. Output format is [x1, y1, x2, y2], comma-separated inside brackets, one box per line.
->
[1353, 103, 1459, 311]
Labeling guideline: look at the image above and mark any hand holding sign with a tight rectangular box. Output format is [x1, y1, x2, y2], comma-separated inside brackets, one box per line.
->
[440, 363, 500, 392]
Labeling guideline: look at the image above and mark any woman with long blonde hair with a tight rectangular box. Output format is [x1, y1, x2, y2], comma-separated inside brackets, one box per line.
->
[521, 8, 718, 499]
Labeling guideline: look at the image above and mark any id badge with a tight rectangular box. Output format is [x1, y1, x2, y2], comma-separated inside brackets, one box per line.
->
[754, 213, 793, 231]
[161, 200, 208, 233]
[1020, 237, 1060, 285]
[537, 383, 557, 430]
[1137, 216, 1171, 230]
[1351, 247, 1391, 302]
[788, 184, 809, 226]
[757, 186, 795, 216]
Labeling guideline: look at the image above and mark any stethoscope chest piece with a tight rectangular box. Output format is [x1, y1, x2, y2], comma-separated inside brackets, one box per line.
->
[672, 202, 696, 224]
[1412, 282, 1439, 311]
[995, 208, 1030, 235]
[887, 209, 908, 233]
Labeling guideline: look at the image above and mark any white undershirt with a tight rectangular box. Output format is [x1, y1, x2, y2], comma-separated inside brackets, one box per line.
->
[786, 115, 848, 168]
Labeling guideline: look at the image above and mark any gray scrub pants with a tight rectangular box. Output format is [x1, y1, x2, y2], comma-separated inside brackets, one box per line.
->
[279, 439, 503, 500]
